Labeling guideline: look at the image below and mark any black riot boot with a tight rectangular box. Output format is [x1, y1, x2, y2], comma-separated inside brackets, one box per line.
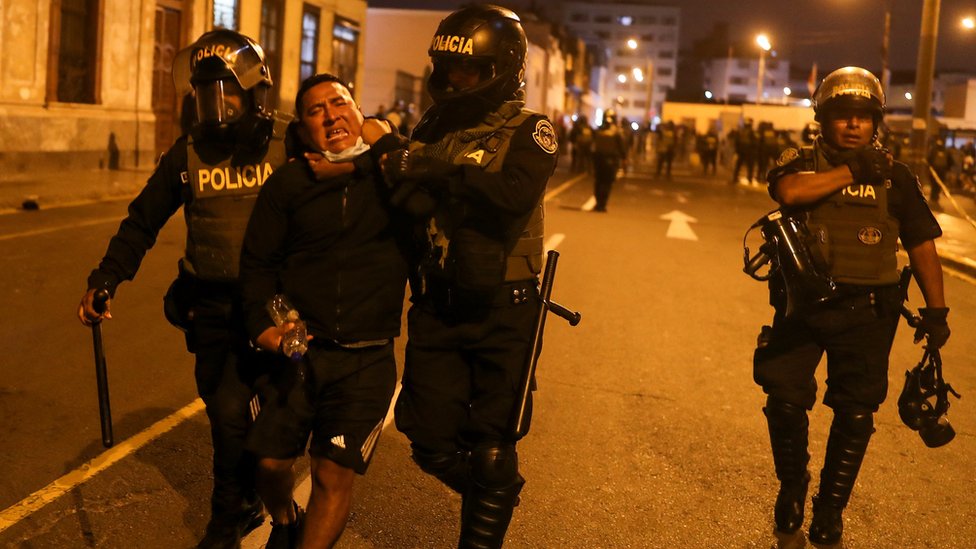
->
[809, 410, 874, 546]
[764, 397, 811, 534]
[458, 445, 524, 549]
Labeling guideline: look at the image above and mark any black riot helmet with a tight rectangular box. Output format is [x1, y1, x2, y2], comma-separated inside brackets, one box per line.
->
[602, 109, 617, 128]
[173, 30, 275, 146]
[812, 67, 885, 132]
[426, 4, 527, 114]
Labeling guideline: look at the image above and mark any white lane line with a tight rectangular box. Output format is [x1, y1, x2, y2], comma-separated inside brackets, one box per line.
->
[0, 399, 206, 534]
[0, 217, 122, 242]
[545, 234, 565, 253]
[545, 173, 586, 202]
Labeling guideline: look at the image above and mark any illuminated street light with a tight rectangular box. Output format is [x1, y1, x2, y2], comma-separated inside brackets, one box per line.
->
[963, 16, 975, 29]
[756, 33, 772, 104]
[783, 87, 792, 96]
[704, 90, 713, 99]
[905, 92, 913, 100]
[617, 73, 628, 84]
[632, 67, 645, 82]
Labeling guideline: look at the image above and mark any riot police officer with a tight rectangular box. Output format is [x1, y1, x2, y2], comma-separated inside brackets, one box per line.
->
[753, 67, 950, 546]
[77, 30, 292, 549]
[592, 109, 628, 211]
[382, 5, 557, 548]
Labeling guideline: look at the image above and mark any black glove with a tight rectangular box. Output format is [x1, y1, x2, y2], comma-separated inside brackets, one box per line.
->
[914, 307, 950, 349]
[845, 148, 891, 184]
[380, 148, 411, 189]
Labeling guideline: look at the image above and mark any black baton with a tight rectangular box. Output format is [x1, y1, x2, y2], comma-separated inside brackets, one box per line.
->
[92, 289, 114, 447]
[510, 250, 581, 440]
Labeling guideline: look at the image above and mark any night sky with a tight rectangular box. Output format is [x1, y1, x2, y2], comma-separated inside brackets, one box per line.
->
[368, 0, 976, 75]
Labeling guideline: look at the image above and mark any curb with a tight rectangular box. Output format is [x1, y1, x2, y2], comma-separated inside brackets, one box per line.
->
[938, 251, 976, 282]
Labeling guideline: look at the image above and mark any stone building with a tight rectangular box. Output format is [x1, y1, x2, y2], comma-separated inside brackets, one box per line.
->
[0, 0, 367, 176]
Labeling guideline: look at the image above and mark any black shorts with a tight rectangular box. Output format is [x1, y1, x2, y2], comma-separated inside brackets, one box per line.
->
[246, 340, 397, 474]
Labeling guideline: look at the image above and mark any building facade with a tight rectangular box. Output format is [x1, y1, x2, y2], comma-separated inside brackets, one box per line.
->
[702, 56, 791, 105]
[0, 0, 367, 177]
[560, 1, 679, 125]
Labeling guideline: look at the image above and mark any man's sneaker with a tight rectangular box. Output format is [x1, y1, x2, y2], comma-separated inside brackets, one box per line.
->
[265, 502, 304, 549]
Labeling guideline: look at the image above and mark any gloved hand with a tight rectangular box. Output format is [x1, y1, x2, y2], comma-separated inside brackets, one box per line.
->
[380, 149, 460, 192]
[380, 148, 411, 189]
[914, 307, 950, 349]
[845, 147, 892, 184]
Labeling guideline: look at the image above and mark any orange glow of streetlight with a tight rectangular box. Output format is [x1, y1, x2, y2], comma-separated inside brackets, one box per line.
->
[963, 17, 975, 30]
[756, 33, 771, 52]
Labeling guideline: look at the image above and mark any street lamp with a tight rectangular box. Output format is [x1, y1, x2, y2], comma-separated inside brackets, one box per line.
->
[756, 33, 771, 105]
[627, 38, 654, 125]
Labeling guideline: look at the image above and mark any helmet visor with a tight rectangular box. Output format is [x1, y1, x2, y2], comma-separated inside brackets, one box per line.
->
[195, 79, 246, 126]
[434, 57, 495, 93]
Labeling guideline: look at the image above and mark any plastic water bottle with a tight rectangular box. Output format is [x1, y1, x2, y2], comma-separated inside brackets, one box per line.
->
[267, 294, 308, 361]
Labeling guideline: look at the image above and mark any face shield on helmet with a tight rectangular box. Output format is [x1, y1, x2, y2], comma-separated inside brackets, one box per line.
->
[194, 78, 246, 126]
[426, 5, 527, 113]
[812, 67, 885, 129]
[172, 30, 274, 142]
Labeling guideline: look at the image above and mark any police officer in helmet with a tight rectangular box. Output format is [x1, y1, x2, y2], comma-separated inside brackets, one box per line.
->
[78, 29, 292, 549]
[382, 4, 557, 548]
[753, 66, 949, 546]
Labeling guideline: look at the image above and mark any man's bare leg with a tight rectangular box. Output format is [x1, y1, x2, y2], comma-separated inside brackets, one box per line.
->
[300, 457, 355, 548]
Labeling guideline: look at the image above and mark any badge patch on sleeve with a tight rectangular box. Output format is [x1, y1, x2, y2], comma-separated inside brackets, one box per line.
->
[533, 119, 558, 154]
[776, 147, 799, 167]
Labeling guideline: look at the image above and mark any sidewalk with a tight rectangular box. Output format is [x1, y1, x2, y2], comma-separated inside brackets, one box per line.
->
[630, 156, 976, 282]
[0, 167, 153, 214]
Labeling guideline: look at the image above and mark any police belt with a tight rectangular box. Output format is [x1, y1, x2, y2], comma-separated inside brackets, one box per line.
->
[819, 283, 902, 311]
[422, 278, 538, 308]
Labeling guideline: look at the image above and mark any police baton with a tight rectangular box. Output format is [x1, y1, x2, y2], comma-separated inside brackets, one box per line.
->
[510, 250, 581, 441]
[91, 289, 114, 448]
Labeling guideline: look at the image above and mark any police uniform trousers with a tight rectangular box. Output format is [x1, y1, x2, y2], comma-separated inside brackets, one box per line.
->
[753, 287, 903, 412]
[592, 156, 620, 211]
[185, 279, 271, 523]
[395, 281, 537, 454]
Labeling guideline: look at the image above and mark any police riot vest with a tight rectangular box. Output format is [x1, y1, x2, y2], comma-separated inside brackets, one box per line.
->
[801, 144, 900, 285]
[184, 116, 289, 281]
[410, 100, 545, 288]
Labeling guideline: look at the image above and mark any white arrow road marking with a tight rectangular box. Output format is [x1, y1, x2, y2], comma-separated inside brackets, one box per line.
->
[660, 210, 699, 241]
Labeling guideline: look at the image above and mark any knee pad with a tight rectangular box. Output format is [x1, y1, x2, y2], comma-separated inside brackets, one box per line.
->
[411, 446, 471, 494]
[470, 444, 522, 490]
[411, 446, 466, 477]
[832, 410, 874, 438]
[764, 397, 809, 429]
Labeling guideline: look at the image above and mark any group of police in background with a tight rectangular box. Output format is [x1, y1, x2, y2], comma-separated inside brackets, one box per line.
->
[748, 66, 950, 547]
[728, 119, 799, 186]
[79, 3, 556, 549]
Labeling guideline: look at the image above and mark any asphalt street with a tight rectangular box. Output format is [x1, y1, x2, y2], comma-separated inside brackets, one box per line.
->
[0, 156, 974, 548]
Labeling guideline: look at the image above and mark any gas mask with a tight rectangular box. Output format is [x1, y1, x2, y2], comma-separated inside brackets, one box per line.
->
[898, 346, 960, 448]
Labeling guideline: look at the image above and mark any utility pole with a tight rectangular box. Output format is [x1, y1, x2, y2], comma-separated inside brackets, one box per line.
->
[911, 0, 940, 166]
